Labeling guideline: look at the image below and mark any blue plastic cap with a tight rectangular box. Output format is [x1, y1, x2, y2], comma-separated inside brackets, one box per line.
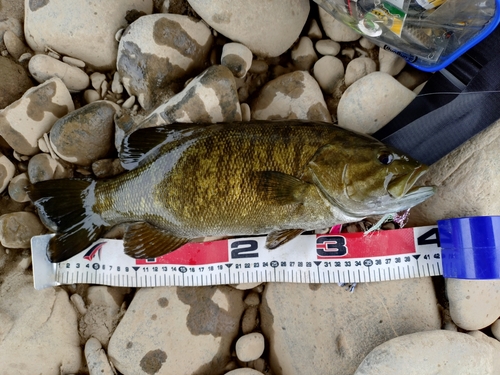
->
[437, 216, 500, 279]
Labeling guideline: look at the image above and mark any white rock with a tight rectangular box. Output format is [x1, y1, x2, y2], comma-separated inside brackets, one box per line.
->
[313, 55, 344, 94]
[379, 47, 407, 76]
[84, 89, 101, 104]
[291, 37, 318, 71]
[359, 37, 376, 49]
[108, 286, 245, 375]
[8, 172, 30, 203]
[354, 330, 500, 375]
[315, 39, 341, 56]
[337, 72, 416, 134]
[0, 212, 45, 248]
[27, 153, 71, 183]
[446, 279, 500, 331]
[0, 271, 82, 374]
[341, 47, 355, 60]
[122, 96, 136, 109]
[0, 77, 74, 155]
[3, 29, 30, 60]
[318, 6, 361, 42]
[226, 368, 264, 375]
[232, 282, 263, 291]
[261, 279, 440, 375]
[241, 103, 251, 122]
[408, 118, 500, 227]
[187, 0, 309, 57]
[0, 152, 15, 194]
[29, 54, 90, 92]
[221, 42, 253, 78]
[117, 13, 213, 110]
[62, 55, 86, 68]
[90, 72, 107, 91]
[85, 338, 115, 375]
[236, 333, 265, 362]
[491, 319, 500, 340]
[112, 72, 124, 94]
[252, 70, 331, 122]
[24, 0, 153, 70]
[307, 19, 323, 40]
[345, 57, 377, 86]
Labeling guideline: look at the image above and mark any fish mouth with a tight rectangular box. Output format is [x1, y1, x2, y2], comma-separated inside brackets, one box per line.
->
[387, 165, 429, 199]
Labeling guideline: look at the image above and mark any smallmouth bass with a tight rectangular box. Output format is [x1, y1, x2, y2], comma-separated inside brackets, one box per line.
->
[28, 121, 435, 263]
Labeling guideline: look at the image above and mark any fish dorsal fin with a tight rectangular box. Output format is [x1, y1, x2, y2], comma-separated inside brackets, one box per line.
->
[266, 229, 304, 249]
[120, 123, 206, 170]
[255, 171, 312, 205]
[123, 222, 189, 259]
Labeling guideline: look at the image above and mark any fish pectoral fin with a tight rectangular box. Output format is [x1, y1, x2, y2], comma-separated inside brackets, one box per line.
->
[265, 229, 304, 249]
[123, 222, 189, 259]
[255, 171, 312, 205]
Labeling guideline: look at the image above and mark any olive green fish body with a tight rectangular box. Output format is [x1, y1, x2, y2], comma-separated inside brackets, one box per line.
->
[28, 121, 435, 262]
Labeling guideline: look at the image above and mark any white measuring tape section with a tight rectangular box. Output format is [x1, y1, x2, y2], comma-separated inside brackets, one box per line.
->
[31, 226, 442, 290]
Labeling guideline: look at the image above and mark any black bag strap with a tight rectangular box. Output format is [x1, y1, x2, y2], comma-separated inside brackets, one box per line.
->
[373, 25, 500, 165]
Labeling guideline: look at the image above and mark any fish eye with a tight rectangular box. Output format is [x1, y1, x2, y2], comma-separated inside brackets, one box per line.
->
[378, 151, 394, 165]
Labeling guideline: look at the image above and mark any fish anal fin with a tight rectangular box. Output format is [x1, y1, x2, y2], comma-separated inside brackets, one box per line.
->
[256, 171, 311, 205]
[266, 229, 304, 249]
[123, 222, 189, 259]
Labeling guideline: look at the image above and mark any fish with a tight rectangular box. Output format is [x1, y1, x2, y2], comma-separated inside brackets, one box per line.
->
[27, 120, 435, 263]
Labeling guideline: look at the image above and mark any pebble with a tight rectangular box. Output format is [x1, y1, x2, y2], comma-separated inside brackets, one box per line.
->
[344, 57, 377, 87]
[27, 153, 72, 184]
[337, 72, 416, 134]
[130, 65, 241, 144]
[108, 286, 245, 375]
[236, 333, 265, 362]
[313, 55, 344, 94]
[24, 0, 153, 70]
[226, 369, 263, 375]
[85, 338, 115, 375]
[0, 17, 23, 51]
[0, 56, 34, 109]
[80, 286, 128, 347]
[70, 293, 88, 315]
[315, 39, 341, 56]
[241, 306, 259, 334]
[359, 37, 376, 49]
[251, 70, 331, 122]
[188, 0, 310, 57]
[307, 19, 323, 40]
[50, 101, 119, 166]
[354, 330, 500, 375]
[244, 292, 260, 306]
[92, 158, 126, 179]
[0, 212, 45, 248]
[84, 89, 101, 104]
[0, 152, 15, 194]
[240, 103, 251, 122]
[0, 77, 74, 155]
[62, 56, 86, 68]
[291, 37, 318, 71]
[232, 283, 263, 291]
[0, 271, 82, 374]
[248, 60, 268, 75]
[111, 72, 124, 94]
[8, 172, 30, 203]
[261, 279, 440, 375]
[378, 47, 407, 76]
[3, 30, 31, 60]
[117, 13, 213, 110]
[90, 72, 107, 92]
[221, 42, 253, 78]
[29, 54, 90, 92]
[318, 7, 361, 42]
[491, 319, 500, 340]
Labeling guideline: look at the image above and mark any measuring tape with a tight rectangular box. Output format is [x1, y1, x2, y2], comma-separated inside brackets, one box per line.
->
[31, 225, 443, 290]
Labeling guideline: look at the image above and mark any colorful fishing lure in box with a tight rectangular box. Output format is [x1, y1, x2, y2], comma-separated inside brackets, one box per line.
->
[315, 0, 500, 72]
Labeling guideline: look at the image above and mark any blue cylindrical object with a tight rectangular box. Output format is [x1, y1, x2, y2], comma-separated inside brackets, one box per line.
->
[438, 216, 500, 279]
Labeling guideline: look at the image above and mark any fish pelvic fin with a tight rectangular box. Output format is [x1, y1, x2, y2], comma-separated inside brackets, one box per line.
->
[27, 179, 108, 263]
[123, 222, 189, 259]
[266, 229, 304, 249]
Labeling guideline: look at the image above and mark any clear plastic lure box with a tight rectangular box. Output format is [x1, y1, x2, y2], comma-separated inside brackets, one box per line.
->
[315, 0, 500, 72]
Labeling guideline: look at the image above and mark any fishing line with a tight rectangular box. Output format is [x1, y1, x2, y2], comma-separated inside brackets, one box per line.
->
[416, 90, 500, 97]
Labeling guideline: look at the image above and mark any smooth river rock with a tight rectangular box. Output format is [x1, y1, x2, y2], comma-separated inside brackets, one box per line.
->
[260, 279, 440, 375]
[187, 0, 310, 57]
[0, 56, 33, 109]
[318, 6, 361, 42]
[24, 0, 153, 70]
[108, 286, 245, 375]
[117, 13, 213, 110]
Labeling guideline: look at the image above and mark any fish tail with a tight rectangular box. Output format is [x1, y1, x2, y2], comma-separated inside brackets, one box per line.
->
[27, 179, 108, 263]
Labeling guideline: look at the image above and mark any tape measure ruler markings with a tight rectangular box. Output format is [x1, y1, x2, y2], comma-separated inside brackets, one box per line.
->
[31, 225, 442, 290]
